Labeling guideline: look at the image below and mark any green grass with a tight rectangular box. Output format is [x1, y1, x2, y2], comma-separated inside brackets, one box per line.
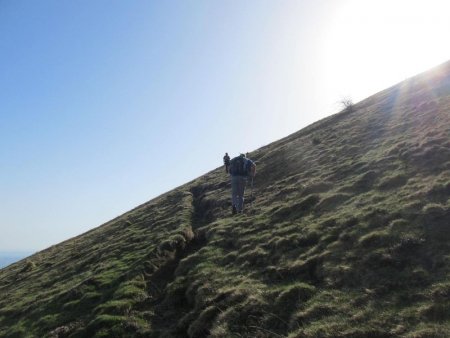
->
[1, 61, 450, 337]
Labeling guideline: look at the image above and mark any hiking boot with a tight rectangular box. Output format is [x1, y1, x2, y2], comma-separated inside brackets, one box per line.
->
[232, 206, 237, 215]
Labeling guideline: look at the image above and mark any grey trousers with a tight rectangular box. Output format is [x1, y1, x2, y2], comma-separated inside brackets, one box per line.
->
[231, 176, 247, 212]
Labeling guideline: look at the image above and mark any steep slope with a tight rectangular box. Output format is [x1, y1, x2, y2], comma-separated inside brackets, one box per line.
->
[1, 61, 450, 337]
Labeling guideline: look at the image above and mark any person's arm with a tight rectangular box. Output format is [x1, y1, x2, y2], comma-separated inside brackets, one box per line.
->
[248, 160, 256, 177]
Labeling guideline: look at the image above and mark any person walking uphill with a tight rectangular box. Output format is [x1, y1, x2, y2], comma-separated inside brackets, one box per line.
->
[229, 154, 256, 214]
[223, 153, 231, 173]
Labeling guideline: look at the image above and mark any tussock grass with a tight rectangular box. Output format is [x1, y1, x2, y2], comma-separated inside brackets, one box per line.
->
[2, 61, 450, 337]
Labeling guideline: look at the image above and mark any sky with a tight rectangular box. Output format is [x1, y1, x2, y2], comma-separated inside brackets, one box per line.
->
[1, 0, 450, 252]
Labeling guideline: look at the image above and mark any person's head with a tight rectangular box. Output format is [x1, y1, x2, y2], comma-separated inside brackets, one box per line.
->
[239, 153, 245, 158]
[225, 152, 228, 156]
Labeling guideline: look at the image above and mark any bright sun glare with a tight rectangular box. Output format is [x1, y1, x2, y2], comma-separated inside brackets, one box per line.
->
[320, 0, 450, 103]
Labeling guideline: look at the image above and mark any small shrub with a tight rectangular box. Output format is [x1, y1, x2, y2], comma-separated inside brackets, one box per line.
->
[340, 97, 354, 113]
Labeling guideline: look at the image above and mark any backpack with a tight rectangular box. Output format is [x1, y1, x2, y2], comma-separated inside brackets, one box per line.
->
[230, 156, 255, 177]
[229, 156, 247, 176]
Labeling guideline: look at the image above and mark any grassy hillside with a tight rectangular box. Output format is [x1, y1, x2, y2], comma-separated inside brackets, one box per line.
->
[1, 61, 450, 337]
[0, 253, 32, 269]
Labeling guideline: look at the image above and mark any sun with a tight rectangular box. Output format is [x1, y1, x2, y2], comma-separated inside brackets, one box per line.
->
[319, 0, 450, 103]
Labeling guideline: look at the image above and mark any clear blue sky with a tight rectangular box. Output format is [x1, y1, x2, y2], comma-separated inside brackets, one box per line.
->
[1, 0, 449, 252]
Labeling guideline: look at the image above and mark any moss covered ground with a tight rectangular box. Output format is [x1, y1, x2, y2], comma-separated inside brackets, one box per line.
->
[1, 61, 450, 337]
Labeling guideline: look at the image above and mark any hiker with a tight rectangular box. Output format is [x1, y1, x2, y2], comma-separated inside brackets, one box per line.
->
[223, 152, 231, 173]
[229, 153, 256, 214]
